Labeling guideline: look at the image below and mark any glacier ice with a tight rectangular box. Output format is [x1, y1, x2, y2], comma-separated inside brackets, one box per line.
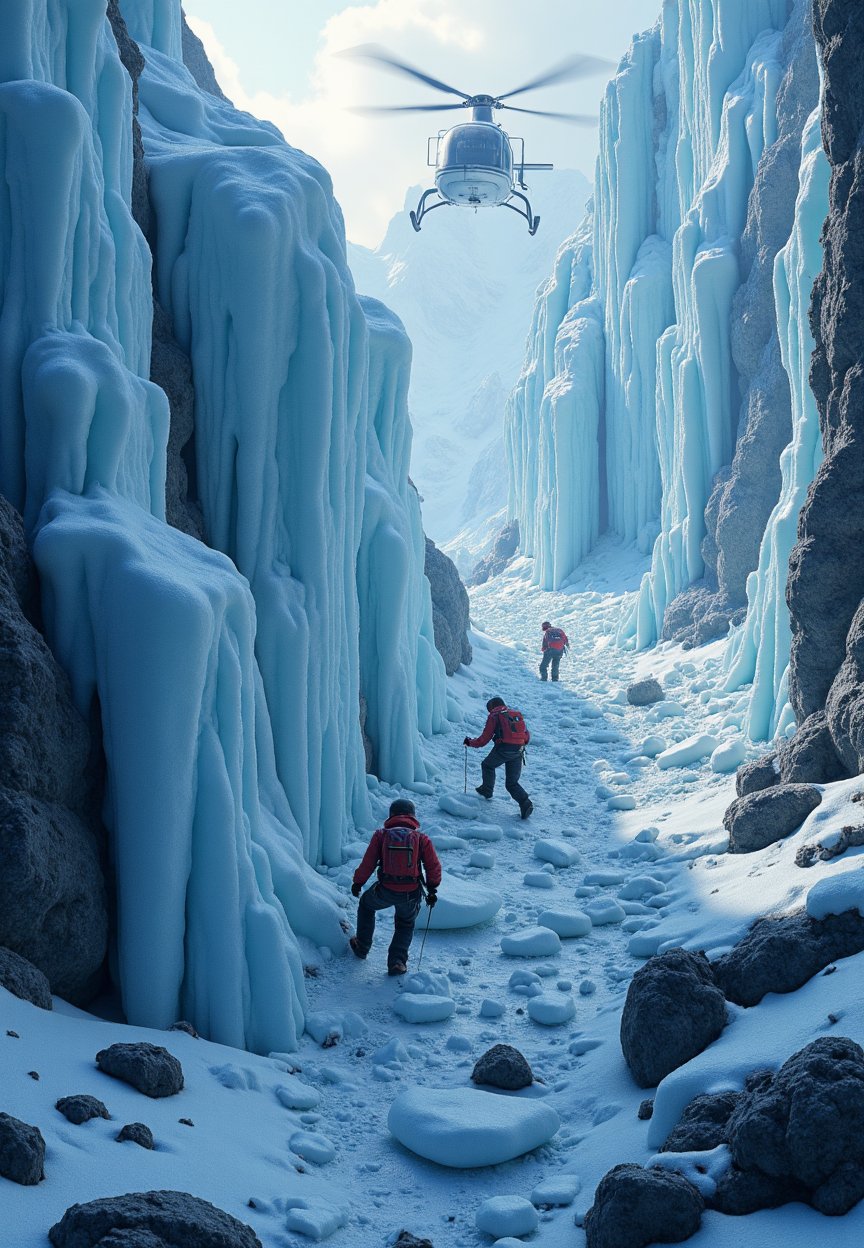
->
[0, 0, 447, 1050]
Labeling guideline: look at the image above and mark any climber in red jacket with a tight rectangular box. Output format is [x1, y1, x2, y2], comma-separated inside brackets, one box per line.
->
[540, 620, 569, 682]
[464, 696, 533, 819]
[349, 798, 442, 975]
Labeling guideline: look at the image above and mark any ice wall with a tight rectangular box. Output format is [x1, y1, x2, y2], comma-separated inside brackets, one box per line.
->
[0, 0, 447, 1050]
[724, 103, 829, 738]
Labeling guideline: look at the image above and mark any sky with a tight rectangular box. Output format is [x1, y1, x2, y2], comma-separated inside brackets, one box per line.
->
[186, 1, 662, 247]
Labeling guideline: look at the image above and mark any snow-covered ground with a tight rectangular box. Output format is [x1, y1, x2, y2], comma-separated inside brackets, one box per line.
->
[5, 546, 864, 1247]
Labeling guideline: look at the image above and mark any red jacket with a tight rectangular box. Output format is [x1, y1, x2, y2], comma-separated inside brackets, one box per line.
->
[542, 626, 569, 652]
[353, 816, 442, 893]
[466, 707, 531, 748]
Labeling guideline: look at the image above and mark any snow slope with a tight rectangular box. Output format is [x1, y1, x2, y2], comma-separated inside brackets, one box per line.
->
[349, 170, 591, 551]
[7, 550, 864, 1247]
[0, 0, 447, 1051]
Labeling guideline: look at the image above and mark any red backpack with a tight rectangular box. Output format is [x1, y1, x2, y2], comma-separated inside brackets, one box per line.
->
[379, 823, 421, 884]
[495, 706, 529, 746]
[545, 627, 567, 651]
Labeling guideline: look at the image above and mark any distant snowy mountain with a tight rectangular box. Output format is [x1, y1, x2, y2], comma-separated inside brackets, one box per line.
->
[348, 169, 591, 551]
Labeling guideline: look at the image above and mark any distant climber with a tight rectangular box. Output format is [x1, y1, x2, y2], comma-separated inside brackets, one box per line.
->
[349, 798, 442, 976]
[539, 620, 569, 681]
[464, 697, 533, 819]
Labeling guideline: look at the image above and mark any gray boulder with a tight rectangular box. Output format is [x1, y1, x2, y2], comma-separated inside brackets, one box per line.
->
[735, 753, 779, 797]
[620, 949, 727, 1088]
[0, 1113, 45, 1185]
[471, 1044, 533, 1091]
[724, 784, 822, 853]
[117, 1123, 155, 1150]
[0, 497, 107, 1002]
[710, 1165, 803, 1215]
[712, 909, 864, 1007]
[394, 1235, 434, 1248]
[424, 538, 472, 675]
[96, 1044, 184, 1099]
[796, 822, 864, 867]
[56, 1095, 110, 1125]
[584, 1164, 704, 1248]
[0, 946, 52, 1010]
[626, 678, 664, 707]
[467, 519, 519, 587]
[826, 599, 864, 774]
[776, 711, 849, 783]
[726, 1037, 864, 1215]
[660, 1091, 741, 1154]
[48, 1191, 261, 1247]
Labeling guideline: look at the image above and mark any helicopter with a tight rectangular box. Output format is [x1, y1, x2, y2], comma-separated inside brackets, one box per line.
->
[344, 44, 612, 235]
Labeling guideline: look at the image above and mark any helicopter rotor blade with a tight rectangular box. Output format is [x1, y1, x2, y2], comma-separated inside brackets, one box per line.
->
[498, 53, 614, 101]
[338, 44, 472, 100]
[502, 104, 599, 125]
[350, 103, 466, 115]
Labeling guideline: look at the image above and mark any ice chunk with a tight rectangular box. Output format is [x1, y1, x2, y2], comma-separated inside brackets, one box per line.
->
[531, 1174, 582, 1207]
[618, 876, 666, 900]
[425, 876, 502, 931]
[656, 734, 720, 769]
[523, 872, 555, 889]
[438, 794, 480, 819]
[533, 839, 580, 867]
[388, 1086, 559, 1167]
[480, 1000, 505, 1019]
[582, 898, 626, 926]
[583, 870, 626, 886]
[460, 824, 504, 842]
[648, 702, 687, 721]
[475, 1196, 539, 1238]
[640, 736, 667, 757]
[289, 1131, 335, 1165]
[537, 910, 592, 938]
[710, 738, 747, 773]
[392, 994, 455, 1024]
[402, 970, 451, 998]
[527, 993, 576, 1026]
[470, 851, 496, 869]
[500, 928, 562, 958]
[608, 795, 637, 811]
[275, 1082, 320, 1111]
[284, 1198, 348, 1241]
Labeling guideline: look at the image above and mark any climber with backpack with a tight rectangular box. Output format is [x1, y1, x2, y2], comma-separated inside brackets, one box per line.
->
[540, 620, 569, 682]
[349, 798, 442, 976]
[464, 697, 533, 819]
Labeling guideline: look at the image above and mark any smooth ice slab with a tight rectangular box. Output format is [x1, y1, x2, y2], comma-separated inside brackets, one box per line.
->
[500, 928, 561, 957]
[388, 1086, 559, 1167]
[533, 839, 580, 867]
[582, 898, 626, 926]
[537, 910, 592, 938]
[426, 876, 502, 930]
[527, 992, 576, 1025]
[392, 994, 455, 1024]
[656, 734, 720, 769]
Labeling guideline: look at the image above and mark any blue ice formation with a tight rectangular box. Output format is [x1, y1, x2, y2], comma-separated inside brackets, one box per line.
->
[724, 104, 830, 739]
[2, 0, 446, 1050]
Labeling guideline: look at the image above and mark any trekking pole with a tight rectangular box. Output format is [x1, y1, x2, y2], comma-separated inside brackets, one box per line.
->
[464, 745, 468, 794]
[416, 901, 433, 971]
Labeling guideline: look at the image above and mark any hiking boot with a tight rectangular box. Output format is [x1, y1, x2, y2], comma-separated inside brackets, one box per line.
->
[475, 786, 492, 799]
[520, 800, 534, 820]
[388, 962, 407, 976]
[349, 936, 367, 960]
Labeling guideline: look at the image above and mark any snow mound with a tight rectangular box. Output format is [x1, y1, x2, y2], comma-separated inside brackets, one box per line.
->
[274, 1081, 320, 1111]
[388, 1086, 559, 1167]
[523, 872, 556, 889]
[402, 970, 451, 998]
[527, 992, 576, 1026]
[283, 1197, 347, 1241]
[459, 823, 504, 842]
[710, 737, 746, 773]
[806, 868, 864, 920]
[475, 1195, 539, 1238]
[533, 839, 580, 867]
[537, 910, 592, 938]
[392, 994, 455, 1024]
[289, 1130, 335, 1165]
[531, 1173, 582, 1206]
[426, 876, 502, 930]
[500, 928, 561, 957]
[438, 794, 480, 819]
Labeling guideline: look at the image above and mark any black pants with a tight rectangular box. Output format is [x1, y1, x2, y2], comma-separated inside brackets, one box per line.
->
[479, 743, 529, 808]
[355, 882, 422, 968]
[540, 649, 563, 680]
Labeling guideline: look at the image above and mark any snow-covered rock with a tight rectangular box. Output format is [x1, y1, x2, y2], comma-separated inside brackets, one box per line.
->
[475, 1195, 539, 1239]
[388, 1086, 559, 1168]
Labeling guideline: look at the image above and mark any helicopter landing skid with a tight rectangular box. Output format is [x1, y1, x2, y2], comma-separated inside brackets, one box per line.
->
[503, 189, 540, 235]
[410, 187, 448, 232]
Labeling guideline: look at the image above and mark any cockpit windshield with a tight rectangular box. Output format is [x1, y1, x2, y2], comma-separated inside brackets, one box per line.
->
[440, 125, 512, 172]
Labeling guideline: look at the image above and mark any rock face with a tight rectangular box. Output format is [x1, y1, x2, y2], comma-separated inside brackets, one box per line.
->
[0, 1113, 45, 1185]
[48, 1191, 262, 1248]
[424, 538, 472, 675]
[0, 497, 107, 1003]
[825, 602, 864, 774]
[725, 1037, 864, 1216]
[626, 678, 664, 707]
[735, 753, 779, 796]
[0, 947, 53, 1010]
[56, 1095, 110, 1126]
[151, 303, 205, 541]
[467, 519, 520, 587]
[777, 710, 848, 783]
[584, 1164, 704, 1248]
[663, 0, 818, 645]
[181, 11, 231, 102]
[724, 783, 822, 853]
[106, 0, 149, 237]
[96, 1043, 184, 1099]
[620, 949, 727, 1088]
[471, 1044, 533, 1091]
[712, 909, 864, 1006]
[787, 0, 864, 741]
[659, 1091, 741, 1154]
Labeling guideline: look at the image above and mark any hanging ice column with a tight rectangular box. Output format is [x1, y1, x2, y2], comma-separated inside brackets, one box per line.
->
[627, 3, 791, 646]
[724, 104, 829, 740]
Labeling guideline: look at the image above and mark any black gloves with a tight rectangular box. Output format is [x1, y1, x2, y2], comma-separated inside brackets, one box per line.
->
[351, 881, 361, 898]
[463, 736, 471, 747]
[426, 890, 438, 908]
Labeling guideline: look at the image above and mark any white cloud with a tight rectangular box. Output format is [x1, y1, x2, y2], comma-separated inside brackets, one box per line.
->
[188, 1, 643, 246]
